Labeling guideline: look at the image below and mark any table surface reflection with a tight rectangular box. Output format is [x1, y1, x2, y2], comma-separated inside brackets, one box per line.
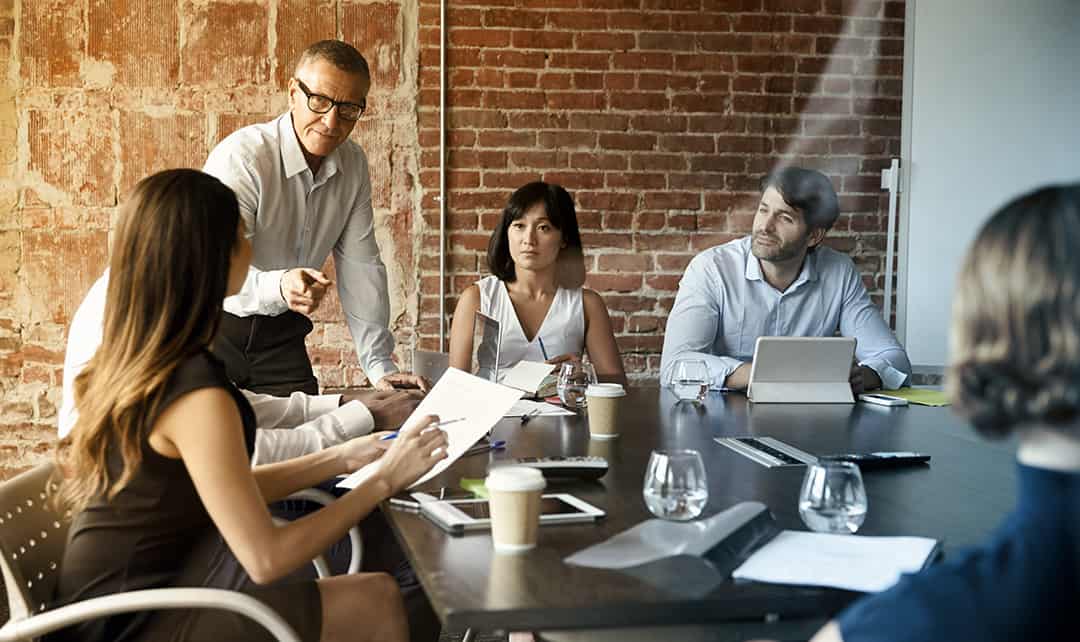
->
[382, 388, 1016, 633]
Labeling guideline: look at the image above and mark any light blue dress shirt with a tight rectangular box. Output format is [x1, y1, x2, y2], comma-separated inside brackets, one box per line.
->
[203, 113, 397, 384]
[660, 236, 911, 389]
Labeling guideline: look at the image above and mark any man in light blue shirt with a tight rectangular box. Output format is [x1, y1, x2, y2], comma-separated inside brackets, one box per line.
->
[204, 40, 426, 396]
[660, 167, 911, 392]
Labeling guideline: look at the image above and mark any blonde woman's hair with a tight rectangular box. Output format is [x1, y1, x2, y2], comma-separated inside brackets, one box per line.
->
[55, 169, 240, 513]
[948, 183, 1080, 437]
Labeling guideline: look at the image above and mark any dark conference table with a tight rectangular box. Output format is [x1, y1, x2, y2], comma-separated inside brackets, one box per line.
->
[382, 388, 1017, 637]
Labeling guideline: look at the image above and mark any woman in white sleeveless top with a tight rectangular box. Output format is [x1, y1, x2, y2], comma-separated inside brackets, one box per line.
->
[449, 182, 626, 384]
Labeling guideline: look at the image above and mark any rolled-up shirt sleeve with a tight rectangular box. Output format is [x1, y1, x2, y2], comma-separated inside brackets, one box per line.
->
[333, 160, 398, 386]
[242, 389, 342, 429]
[251, 400, 375, 466]
[838, 266, 911, 390]
[660, 256, 744, 388]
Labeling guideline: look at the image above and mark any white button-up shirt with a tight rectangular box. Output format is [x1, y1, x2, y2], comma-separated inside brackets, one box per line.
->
[660, 236, 911, 390]
[203, 113, 397, 384]
[59, 272, 375, 465]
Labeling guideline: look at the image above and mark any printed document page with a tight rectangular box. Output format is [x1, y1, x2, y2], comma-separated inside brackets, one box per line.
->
[732, 530, 939, 593]
[337, 368, 523, 490]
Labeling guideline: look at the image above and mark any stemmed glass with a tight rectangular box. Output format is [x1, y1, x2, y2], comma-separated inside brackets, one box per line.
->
[798, 460, 868, 533]
[642, 449, 708, 521]
[557, 361, 596, 410]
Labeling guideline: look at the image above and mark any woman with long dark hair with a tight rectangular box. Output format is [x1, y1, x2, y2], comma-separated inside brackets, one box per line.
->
[448, 181, 625, 385]
[51, 169, 447, 642]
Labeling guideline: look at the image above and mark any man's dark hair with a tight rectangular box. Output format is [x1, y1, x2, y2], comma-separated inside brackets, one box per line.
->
[295, 40, 370, 79]
[487, 182, 583, 283]
[759, 167, 840, 231]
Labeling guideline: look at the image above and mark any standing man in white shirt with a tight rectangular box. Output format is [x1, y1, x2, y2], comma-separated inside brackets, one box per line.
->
[203, 39, 427, 396]
[660, 166, 911, 393]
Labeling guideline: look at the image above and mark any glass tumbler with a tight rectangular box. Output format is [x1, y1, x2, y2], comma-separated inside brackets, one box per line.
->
[557, 361, 596, 410]
[798, 460, 868, 534]
[642, 449, 708, 521]
[670, 359, 710, 403]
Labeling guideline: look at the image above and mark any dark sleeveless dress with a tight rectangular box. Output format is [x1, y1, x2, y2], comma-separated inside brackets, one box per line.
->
[47, 351, 322, 642]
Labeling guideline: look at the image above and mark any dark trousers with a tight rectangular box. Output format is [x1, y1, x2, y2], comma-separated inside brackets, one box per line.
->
[214, 310, 319, 396]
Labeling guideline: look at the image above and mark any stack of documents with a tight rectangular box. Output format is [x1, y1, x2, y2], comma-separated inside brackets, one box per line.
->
[732, 530, 940, 593]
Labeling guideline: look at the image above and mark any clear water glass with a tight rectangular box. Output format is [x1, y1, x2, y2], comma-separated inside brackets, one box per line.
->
[798, 460, 868, 534]
[557, 361, 596, 410]
[642, 449, 708, 521]
[670, 359, 710, 403]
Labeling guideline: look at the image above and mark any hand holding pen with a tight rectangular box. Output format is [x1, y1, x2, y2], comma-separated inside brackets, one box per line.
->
[374, 413, 450, 494]
[542, 336, 584, 368]
[379, 417, 465, 441]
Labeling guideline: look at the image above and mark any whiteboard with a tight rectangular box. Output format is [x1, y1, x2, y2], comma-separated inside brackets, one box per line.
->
[896, 0, 1080, 368]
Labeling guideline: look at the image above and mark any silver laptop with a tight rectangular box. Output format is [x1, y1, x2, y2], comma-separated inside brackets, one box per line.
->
[747, 337, 856, 404]
[473, 311, 501, 383]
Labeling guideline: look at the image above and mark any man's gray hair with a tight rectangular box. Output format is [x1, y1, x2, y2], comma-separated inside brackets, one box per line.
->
[295, 40, 370, 80]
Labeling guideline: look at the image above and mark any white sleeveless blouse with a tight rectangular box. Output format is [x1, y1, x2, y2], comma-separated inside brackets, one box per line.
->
[477, 275, 585, 372]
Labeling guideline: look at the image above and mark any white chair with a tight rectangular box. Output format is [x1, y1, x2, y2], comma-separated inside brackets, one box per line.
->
[274, 487, 362, 577]
[0, 464, 360, 642]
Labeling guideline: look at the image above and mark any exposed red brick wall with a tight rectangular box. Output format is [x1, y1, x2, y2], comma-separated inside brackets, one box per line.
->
[416, 0, 904, 384]
[0, 1, 420, 478]
[1, 0, 905, 478]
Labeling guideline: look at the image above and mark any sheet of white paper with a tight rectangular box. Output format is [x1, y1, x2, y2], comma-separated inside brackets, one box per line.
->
[732, 530, 938, 593]
[336, 368, 523, 491]
[497, 360, 555, 394]
[504, 399, 575, 418]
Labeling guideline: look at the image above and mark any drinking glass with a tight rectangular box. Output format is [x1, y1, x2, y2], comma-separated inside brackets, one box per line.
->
[642, 449, 708, 521]
[798, 460, 868, 534]
[557, 361, 596, 410]
[670, 359, 710, 403]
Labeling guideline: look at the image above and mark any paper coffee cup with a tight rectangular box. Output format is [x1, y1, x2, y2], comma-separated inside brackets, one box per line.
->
[485, 466, 546, 554]
[586, 383, 626, 440]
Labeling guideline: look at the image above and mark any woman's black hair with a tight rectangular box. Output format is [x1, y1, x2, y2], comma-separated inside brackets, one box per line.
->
[486, 182, 584, 284]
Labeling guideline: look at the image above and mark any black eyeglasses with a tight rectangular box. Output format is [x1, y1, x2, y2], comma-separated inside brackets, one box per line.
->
[294, 79, 366, 121]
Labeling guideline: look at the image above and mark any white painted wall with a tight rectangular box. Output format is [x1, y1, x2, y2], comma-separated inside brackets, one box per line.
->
[896, 0, 1080, 368]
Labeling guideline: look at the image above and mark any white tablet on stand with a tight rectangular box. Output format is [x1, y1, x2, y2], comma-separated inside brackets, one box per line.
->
[747, 337, 856, 404]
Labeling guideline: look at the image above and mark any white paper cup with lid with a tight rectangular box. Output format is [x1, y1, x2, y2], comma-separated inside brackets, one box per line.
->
[485, 466, 547, 553]
[586, 383, 626, 440]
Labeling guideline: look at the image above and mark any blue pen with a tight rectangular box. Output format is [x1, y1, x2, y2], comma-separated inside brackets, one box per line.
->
[538, 336, 549, 360]
[379, 417, 465, 441]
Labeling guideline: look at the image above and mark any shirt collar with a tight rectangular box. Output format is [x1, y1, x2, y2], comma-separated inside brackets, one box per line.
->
[742, 237, 820, 288]
[279, 113, 308, 179]
[277, 113, 341, 182]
